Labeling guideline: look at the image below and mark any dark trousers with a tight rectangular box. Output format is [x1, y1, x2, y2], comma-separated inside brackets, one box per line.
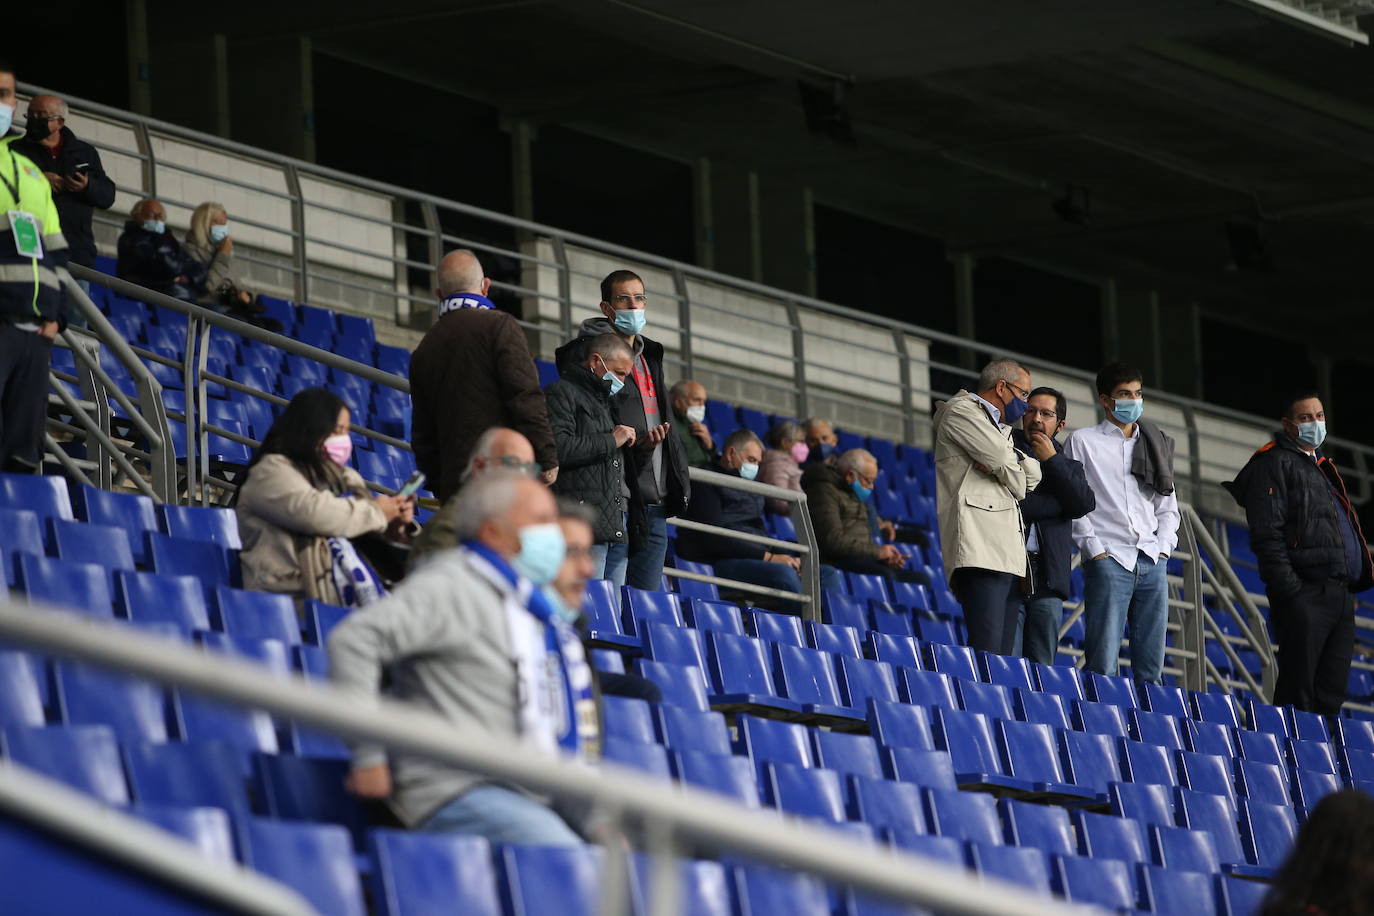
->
[1269, 580, 1355, 717]
[0, 325, 53, 471]
[952, 567, 1018, 654]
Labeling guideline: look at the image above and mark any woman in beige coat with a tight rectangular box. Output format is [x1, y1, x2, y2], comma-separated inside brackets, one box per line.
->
[184, 201, 268, 319]
[236, 387, 413, 606]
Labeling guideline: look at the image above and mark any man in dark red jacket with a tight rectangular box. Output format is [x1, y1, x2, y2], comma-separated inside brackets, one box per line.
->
[409, 250, 557, 503]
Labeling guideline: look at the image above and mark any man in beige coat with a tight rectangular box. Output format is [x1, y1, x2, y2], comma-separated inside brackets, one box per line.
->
[934, 359, 1042, 655]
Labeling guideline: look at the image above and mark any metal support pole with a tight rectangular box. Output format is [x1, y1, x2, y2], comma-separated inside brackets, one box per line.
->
[282, 164, 308, 304]
[1178, 516, 1207, 692]
[785, 301, 809, 421]
[952, 253, 976, 372]
[551, 236, 574, 344]
[1101, 277, 1120, 362]
[671, 265, 694, 380]
[892, 329, 916, 447]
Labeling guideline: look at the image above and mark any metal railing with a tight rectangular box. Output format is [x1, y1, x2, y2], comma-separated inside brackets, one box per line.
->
[0, 598, 1084, 916]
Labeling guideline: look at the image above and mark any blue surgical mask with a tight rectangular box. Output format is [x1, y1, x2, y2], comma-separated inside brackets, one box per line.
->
[1002, 394, 1029, 425]
[812, 443, 836, 462]
[613, 309, 646, 336]
[142, 219, 166, 235]
[0, 104, 13, 137]
[739, 461, 759, 481]
[593, 356, 624, 396]
[1111, 397, 1144, 425]
[542, 586, 583, 625]
[850, 479, 874, 502]
[209, 224, 229, 244]
[1295, 420, 1326, 448]
[511, 523, 566, 587]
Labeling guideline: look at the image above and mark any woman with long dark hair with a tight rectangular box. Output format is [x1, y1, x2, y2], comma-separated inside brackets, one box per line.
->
[236, 387, 413, 607]
[1260, 788, 1374, 916]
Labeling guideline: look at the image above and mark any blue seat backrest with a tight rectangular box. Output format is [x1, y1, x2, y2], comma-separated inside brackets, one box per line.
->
[132, 804, 236, 864]
[868, 632, 921, 669]
[1000, 797, 1074, 855]
[867, 699, 934, 750]
[735, 714, 812, 769]
[772, 643, 842, 707]
[761, 761, 845, 821]
[747, 609, 804, 647]
[924, 643, 978, 682]
[955, 679, 1013, 720]
[846, 774, 926, 831]
[804, 621, 862, 659]
[837, 655, 898, 711]
[673, 750, 760, 807]
[899, 668, 957, 709]
[821, 591, 869, 630]
[0, 473, 72, 521]
[0, 507, 42, 559]
[240, 817, 366, 916]
[370, 830, 502, 916]
[601, 695, 655, 743]
[922, 786, 1001, 845]
[1031, 662, 1085, 702]
[810, 729, 883, 779]
[732, 864, 830, 916]
[1052, 854, 1135, 911]
[148, 532, 237, 590]
[1014, 688, 1070, 731]
[305, 599, 352, 646]
[49, 518, 134, 574]
[122, 739, 249, 811]
[634, 658, 709, 710]
[500, 844, 603, 916]
[1073, 808, 1148, 863]
[0, 651, 45, 726]
[172, 689, 279, 757]
[686, 599, 744, 634]
[980, 652, 1033, 691]
[2, 724, 128, 804]
[214, 586, 301, 644]
[250, 754, 368, 847]
[1058, 728, 1120, 797]
[55, 662, 168, 743]
[655, 705, 731, 755]
[17, 553, 112, 615]
[967, 843, 1051, 892]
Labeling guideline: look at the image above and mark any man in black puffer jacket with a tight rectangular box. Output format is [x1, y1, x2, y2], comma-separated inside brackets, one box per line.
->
[1225, 392, 1373, 716]
[545, 333, 638, 588]
[116, 198, 207, 302]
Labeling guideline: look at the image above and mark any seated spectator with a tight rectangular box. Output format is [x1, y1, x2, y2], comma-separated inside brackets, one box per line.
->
[669, 379, 716, 467]
[545, 333, 637, 588]
[183, 201, 271, 320]
[116, 198, 207, 302]
[329, 471, 595, 847]
[802, 447, 921, 583]
[408, 426, 540, 569]
[759, 420, 808, 514]
[236, 387, 414, 606]
[801, 416, 839, 466]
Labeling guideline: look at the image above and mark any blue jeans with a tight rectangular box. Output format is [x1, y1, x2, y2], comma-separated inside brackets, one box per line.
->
[1082, 551, 1169, 683]
[422, 784, 583, 847]
[589, 541, 629, 592]
[625, 504, 668, 591]
[1011, 594, 1065, 666]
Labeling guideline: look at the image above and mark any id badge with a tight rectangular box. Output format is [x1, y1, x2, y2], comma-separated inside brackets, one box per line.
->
[7, 211, 42, 259]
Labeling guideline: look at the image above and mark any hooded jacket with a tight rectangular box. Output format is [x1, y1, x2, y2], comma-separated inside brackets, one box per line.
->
[1223, 433, 1373, 597]
[11, 126, 115, 268]
[544, 363, 631, 544]
[555, 318, 690, 529]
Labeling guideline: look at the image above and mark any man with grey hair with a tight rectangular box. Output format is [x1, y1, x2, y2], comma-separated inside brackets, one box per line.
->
[409, 249, 558, 502]
[329, 470, 595, 847]
[803, 447, 923, 585]
[933, 358, 1042, 654]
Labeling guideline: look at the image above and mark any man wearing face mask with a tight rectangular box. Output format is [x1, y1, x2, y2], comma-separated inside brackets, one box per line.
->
[802, 417, 840, 467]
[1063, 362, 1179, 684]
[933, 359, 1043, 655]
[115, 198, 208, 303]
[555, 269, 689, 592]
[330, 470, 596, 847]
[804, 447, 922, 585]
[1225, 393, 1373, 715]
[0, 62, 68, 473]
[544, 334, 638, 588]
[669, 380, 716, 468]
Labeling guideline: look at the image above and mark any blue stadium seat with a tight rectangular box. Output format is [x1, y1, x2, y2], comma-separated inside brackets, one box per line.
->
[55, 663, 167, 742]
[601, 737, 673, 778]
[601, 695, 655, 743]
[685, 598, 744, 634]
[148, 532, 237, 590]
[500, 845, 602, 916]
[641, 621, 704, 669]
[132, 803, 236, 863]
[923, 786, 1002, 845]
[1233, 758, 1290, 807]
[16, 554, 111, 615]
[967, 843, 1051, 893]
[1191, 691, 1241, 729]
[913, 613, 961, 647]
[304, 599, 351, 646]
[883, 830, 961, 864]
[1138, 682, 1190, 718]
[250, 754, 368, 847]
[890, 579, 932, 613]
[1031, 663, 1084, 702]
[633, 659, 708, 710]
[1072, 699, 1128, 737]
[157, 504, 242, 549]
[0, 507, 42, 559]
[1233, 728, 1284, 768]
[655, 705, 730, 755]
[239, 818, 366, 916]
[1288, 708, 1330, 743]
[735, 715, 812, 770]
[1333, 717, 1374, 751]
[836, 656, 898, 713]
[706, 632, 801, 716]
[845, 572, 890, 603]
[112, 570, 208, 631]
[867, 632, 921, 669]
[821, 591, 869, 630]
[923, 643, 978, 682]
[761, 761, 844, 821]
[1140, 862, 1219, 915]
[370, 830, 501, 916]
[1290, 767, 1342, 808]
[1073, 808, 1148, 864]
[747, 609, 804, 647]
[214, 587, 301, 644]
[733, 865, 829, 916]
[883, 747, 957, 788]
[293, 645, 329, 680]
[845, 775, 926, 832]
[1150, 822, 1220, 874]
[1013, 689, 1069, 731]
[0, 651, 44, 726]
[810, 730, 883, 779]
[866, 699, 933, 750]
[1217, 874, 1269, 916]
[196, 632, 292, 677]
[1128, 708, 1185, 750]
[582, 579, 637, 649]
[172, 690, 278, 758]
[1174, 788, 1247, 868]
[1109, 781, 1175, 826]
[868, 604, 914, 638]
[1057, 729, 1120, 797]
[622, 587, 683, 636]
[123, 739, 248, 811]
[673, 750, 760, 807]
[932, 708, 1024, 793]
[672, 562, 720, 601]
[1239, 798, 1297, 870]
[0, 473, 72, 520]
[1, 724, 128, 803]
[980, 653, 1033, 691]
[1085, 672, 1139, 709]
[631, 856, 732, 916]
[898, 668, 957, 709]
[1051, 855, 1136, 912]
[1343, 747, 1374, 784]
[1117, 737, 1178, 787]
[955, 679, 1013, 720]
[999, 797, 1074, 856]
[1176, 750, 1236, 803]
[998, 720, 1096, 802]
[1287, 737, 1337, 775]
[1186, 719, 1237, 758]
[773, 644, 856, 722]
[49, 518, 134, 577]
[804, 621, 862, 659]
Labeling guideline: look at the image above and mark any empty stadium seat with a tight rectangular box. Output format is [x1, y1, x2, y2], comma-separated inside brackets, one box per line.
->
[0, 474, 72, 521]
[500, 845, 602, 916]
[1, 725, 128, 804]
[810, 730, 884, 780]
[923, 787, 1002, 845]
[601, 738, 673, 778]
[123, 739, 248, 812]
[736, 715, 812, 771]
[633, 659, 709, 710]
[655, 705, 731, 756]
[761, 761, 845, 821]
[967, 843, 1052, 893]
[883, 747, 958, 788]
[114, 570, 210, 631]
[733, 865, 829, 916]
[0, 507, 42, 560]
[1073, 808, 1148, 865]
[673, 750, 760, 807]
[16, 554, 111, 615]
[845, 775, 926, 832]
[1000, 797, 1075, 856]
[867, 632, 921, 669]
[239, 818, 366, 916]
[370, 831, 502, 916]
[685, 599, 744, 634]
[157, 503, 242, 549]
[148, 533, 237, 590]
[706, 632, 801, 716]
[172, 690, 279, 758]
[0, 651, 44, 727]
[55, 663, 167, 743]
[250, 754, 368, 846]
[1051, 854, 1136, 912]
[214, 587, 301, 644]
[747, 609, 804, 647]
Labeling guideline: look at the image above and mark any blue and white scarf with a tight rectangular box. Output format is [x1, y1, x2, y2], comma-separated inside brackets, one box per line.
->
[325, 535, 386, 609]
[463, 541, 595, 759]
[438, 292, 496, 317]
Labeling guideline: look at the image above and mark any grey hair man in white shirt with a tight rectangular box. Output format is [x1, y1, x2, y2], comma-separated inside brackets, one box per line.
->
[1062, 361, 1180, 684]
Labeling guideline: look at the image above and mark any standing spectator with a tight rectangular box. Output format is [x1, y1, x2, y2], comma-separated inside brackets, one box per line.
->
[801, 416, 839, 466]
[803, 448, 921, 585]
[544, 334, 637, 588]
[116, 198, 207, 302]
[1063, 362, 1179, 684]
[1008, 387, 1095, 665]
[554, 269, 689, 591]
[1225, 393, 1373, 715]
[759, 419, 808, 515]
[1259, 789, 1374, 916]
[669, 380, 716, 467]
[12, 93, 114, 328]
[330, 471, 595, 847]
[410, 249, 558, 503]
[932, 359, 1042, 655]
[182, 202, 272, 321]
[0, 62, 67, 472]
[236, 388, 414, 607]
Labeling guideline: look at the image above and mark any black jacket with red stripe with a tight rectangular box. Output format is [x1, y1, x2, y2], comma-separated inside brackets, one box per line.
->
[1224, 433, 1373, 598]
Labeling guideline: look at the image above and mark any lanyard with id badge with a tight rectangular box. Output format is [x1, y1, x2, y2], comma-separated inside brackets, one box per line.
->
[1, 155, 42, 259]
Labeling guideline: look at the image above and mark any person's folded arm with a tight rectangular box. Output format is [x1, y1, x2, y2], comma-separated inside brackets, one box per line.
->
[944, 403, 1032, 498]
[240, 461, 386, 538]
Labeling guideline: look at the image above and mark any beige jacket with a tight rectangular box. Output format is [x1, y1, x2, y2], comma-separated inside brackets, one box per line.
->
[236, 454, 388, 603]
[933, 391, 1042, 580]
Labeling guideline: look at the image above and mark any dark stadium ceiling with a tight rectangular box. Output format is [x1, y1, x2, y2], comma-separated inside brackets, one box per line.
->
[198, 0, 1374, 352]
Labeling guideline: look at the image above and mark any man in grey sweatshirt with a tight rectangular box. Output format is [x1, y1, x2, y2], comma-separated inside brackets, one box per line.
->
[328, 471, 596, 846]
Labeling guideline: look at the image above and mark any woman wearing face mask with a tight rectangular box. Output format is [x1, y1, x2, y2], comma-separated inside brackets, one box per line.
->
[759, 420, 810, 515]
[184, 201, 270, 320]
[236, 387, 414, 608]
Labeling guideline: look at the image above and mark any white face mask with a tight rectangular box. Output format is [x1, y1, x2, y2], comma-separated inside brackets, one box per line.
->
[684, 405, 706, 423]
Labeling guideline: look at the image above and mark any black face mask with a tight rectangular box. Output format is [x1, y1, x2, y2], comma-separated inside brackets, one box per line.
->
[24, 117, 51, 143]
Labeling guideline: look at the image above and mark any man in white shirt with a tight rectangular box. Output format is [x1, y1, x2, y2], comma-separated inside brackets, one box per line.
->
[1063, 362, 1180, 684]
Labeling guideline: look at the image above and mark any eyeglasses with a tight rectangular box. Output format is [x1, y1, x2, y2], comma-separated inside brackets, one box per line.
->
[1027, 408, 1060, 421]
[1004, 381, 1030, 401]
[611, 294, 647, 306]
[483, 456, 540, 476]
[25, 113, 61, 123]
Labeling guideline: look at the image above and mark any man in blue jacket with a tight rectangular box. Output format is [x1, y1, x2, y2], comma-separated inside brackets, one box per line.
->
[1009, 387, 1096, 665]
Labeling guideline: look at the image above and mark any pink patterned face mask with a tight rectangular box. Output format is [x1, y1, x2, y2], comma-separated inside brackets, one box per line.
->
[790, 442, 810, 463]
[322, 434, 353, 467]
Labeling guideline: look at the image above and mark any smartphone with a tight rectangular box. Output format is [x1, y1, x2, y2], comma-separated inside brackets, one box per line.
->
[72, 162, 89, 173]
[397, 470, 427, 498]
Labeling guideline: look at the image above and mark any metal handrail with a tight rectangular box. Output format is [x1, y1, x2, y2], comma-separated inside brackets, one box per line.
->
[0, 598, 1081, 916]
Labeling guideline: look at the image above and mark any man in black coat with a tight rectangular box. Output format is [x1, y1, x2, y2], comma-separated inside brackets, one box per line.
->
[545, 333, 638, 588]
[116, 198, 207, 303]
[554, 269, 690, 591]
[1008, 387, 1096, 665]
[1225, 392, 1373, 716]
